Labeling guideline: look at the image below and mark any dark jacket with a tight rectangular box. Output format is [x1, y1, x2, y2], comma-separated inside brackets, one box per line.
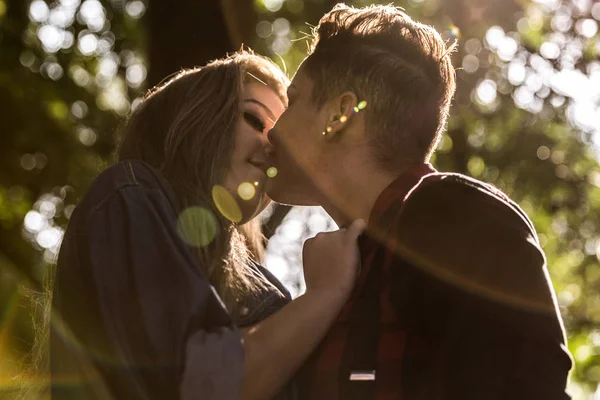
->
[51, 160, 292, 400]
[299, 164, 572, 399]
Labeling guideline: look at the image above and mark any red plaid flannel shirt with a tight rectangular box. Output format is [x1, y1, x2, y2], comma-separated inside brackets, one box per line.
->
[297, 164, 571, 399]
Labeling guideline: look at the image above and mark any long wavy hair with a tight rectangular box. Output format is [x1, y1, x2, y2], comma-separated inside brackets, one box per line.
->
[117, 50, 289, 311]
[16, 50, 288, 400]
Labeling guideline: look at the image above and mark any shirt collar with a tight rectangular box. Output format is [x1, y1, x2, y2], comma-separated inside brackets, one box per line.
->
[367, 163, 437, 230]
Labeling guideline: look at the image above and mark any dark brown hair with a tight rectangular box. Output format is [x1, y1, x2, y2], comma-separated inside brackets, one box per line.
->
[117, 50, 289, 312]
[303, 3, 456, 169]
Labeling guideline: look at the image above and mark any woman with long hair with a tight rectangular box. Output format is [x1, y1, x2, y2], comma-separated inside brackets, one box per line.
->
[48, 50, 363, 400]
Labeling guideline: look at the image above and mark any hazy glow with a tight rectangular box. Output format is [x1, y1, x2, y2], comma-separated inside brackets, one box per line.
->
[177, 207, 217, 247]
[98, 54, 118, 78]
[497, 36, 518, 62]
[476, 79, 497, 105]
[552, 13, 573, 32]
[575, 18, 598, 38]
[24, 211, 47, 233]
[49, 7, 75, 28]
[125, 1, 146, 19]
[78, 33, 98, 55]
[79, 0, 105, 32]
[271, 37, 291, 55]
[449, 25, 461, 39]
[267, 166, 278, 178]
[97, 79, 130, 115]
[20, 154, 36, 170]
[537, 145, 551, 160]
[273, 18, 290, 36]
[126, 64, 146, 87]
[237, 182, 256, 200]
[77, 126, 97, 146]
[38, 25, 63, 53]
[256, 21, 273, 38]
[264, 0, 283, 12]
[39, 200, 57, 218]
[592, 3, 600, 20]
[45, 62, 64, 80]
[36, 227, 63, 249]
[540, 41, 560, 59]
[508, 61, 526, 85]
[29, 0, 50, 23]
[462, 54, 479, 73]
[282, 219, 303, 241]
[212, 185, 242, 222]
[71, 100, 88, 119]
[70, 65, 91, 86]
[485, 26, 505, 49]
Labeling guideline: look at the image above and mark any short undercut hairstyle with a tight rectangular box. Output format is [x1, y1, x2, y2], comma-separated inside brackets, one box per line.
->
[303, 3, 457, 170]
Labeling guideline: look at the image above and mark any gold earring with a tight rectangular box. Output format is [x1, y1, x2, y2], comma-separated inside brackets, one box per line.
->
[339, 115, 348, 123]
[322, 126, 333, 136]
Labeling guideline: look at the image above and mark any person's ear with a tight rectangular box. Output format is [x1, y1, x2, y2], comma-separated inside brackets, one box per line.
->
[321, 91, 358, 137]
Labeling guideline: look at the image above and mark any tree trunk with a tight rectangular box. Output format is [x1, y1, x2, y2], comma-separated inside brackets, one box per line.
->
[146, 0, 257, 87]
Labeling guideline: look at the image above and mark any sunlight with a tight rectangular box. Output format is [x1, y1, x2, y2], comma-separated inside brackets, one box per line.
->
[177, 207, 217, 247]
[237, 182, 256, 201]
[212, 185, 242, 223]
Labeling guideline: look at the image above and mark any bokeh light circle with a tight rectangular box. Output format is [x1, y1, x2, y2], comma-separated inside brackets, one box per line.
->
[177, 207, 218, 247]
[212, 185, 242, 223]
[237, 182, 256, 200]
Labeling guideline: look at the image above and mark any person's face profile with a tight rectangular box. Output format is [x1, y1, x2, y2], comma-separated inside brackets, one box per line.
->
[266, 68, 326, 206]
[222, 82, 285, 223]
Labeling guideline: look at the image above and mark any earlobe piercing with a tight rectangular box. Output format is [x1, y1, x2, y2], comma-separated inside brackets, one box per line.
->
[339, 115, 348, 123]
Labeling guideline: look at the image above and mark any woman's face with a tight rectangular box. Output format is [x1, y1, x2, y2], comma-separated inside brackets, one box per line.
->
[222, 82, 285, 224]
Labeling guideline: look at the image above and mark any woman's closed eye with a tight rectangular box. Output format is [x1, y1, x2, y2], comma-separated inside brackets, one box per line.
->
[244, 112, 266, 133]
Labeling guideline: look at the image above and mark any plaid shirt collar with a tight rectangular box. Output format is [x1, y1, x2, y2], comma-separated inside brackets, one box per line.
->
[352, 163, 438, 300]
[367, 163, 438, 231]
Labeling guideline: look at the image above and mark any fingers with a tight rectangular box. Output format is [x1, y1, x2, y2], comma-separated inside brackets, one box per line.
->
[344, 219, 366, 240]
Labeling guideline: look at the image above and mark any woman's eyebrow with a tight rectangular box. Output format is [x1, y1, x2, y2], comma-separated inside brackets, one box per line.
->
[244, 99, 276, 124]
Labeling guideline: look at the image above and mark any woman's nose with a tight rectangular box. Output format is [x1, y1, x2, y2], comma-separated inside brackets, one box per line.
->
[263, 139, 275, 158]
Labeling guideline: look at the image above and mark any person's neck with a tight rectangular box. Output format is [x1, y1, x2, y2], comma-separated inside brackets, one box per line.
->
[318, 163, 404, 228]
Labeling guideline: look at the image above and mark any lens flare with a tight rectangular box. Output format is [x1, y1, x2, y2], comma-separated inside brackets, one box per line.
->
[177, 206, 217, 247]
[212, 185, 242, 222]
[450, 25, 461, 38]
[266, 166, 278, 178]
[237, 182, 256, 200]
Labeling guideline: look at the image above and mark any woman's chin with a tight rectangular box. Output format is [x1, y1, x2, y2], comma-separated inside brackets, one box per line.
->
[239, 195, 271, 225]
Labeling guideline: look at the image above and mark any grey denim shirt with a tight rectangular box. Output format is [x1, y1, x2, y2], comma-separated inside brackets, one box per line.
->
[51, 160, 296, 400]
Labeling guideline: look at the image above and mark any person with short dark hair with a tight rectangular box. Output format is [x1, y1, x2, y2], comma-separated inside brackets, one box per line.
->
[268, 4, 572, 398]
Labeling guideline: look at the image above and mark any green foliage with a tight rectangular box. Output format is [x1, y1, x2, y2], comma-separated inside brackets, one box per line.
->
[0, 0, 146, 391]
[0, 0, 598, 397]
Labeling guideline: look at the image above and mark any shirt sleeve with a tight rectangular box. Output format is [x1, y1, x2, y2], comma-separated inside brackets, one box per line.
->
[84, 184, 244, 399]
[390, 177, 572, 399]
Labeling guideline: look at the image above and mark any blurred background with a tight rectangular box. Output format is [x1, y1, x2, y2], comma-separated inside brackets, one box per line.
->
[0, 0, 599, 398]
